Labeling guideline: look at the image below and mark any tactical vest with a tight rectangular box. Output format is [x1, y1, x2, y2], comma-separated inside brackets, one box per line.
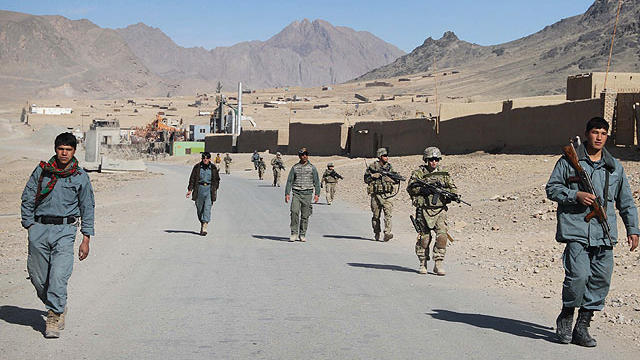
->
[366, 162, 394, 195]
[292, 162, 316, 191]
[409, 165, 452, 208]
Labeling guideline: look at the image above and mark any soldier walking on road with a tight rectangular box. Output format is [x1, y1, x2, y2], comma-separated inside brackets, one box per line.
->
[546, 117, 639, 347]
[20, 132, 95, 338]
[223, 153, 232, 174]
[321, 163, 343, 205]
[285, 148, 320, 242]
[407, 147, 457, 276]
[257, 157, 266, 180]
[187, 152, 220, 236]
[271, 152, 285, 187]
[364, 148, 397, 242]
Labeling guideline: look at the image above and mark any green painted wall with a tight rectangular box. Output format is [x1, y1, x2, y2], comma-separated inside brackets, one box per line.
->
[172, 141, 205, 156]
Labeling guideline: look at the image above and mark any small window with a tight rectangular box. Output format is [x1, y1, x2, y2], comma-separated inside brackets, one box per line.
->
[200, 129, 206, 133]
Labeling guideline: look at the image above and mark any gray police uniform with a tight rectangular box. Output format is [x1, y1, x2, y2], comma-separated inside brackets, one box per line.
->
[285, 162, 320, 237]
[546, 144, 639, 310]
[21, 165, 95, 314]
[196, 165, 213, 223]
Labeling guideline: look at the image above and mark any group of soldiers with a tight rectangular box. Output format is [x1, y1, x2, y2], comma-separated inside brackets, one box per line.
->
[19, 117, 640, 348]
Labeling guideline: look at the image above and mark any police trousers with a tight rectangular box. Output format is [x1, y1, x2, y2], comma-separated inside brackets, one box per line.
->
[27, 222, 76, 314]
[290, 190, 313, 236]
[562, 242, 613, 311]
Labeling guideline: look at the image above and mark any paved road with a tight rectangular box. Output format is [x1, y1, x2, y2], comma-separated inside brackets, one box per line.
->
[0, 164, 634, 359]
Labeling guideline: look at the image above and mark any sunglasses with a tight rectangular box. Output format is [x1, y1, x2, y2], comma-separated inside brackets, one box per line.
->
[427, 157, 441, 162]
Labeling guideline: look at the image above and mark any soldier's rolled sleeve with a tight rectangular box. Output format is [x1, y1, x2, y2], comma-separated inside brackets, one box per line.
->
[312, 167, 321, 196]
[546, 159, 578, 205]
[78, 175, 95, 236]
[615, 167, 640, 236]
[20, 166, 41, 229]
[285, 168, 295, 195]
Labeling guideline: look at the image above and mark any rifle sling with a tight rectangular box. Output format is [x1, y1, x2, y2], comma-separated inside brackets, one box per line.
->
[603, 169, 609, 212]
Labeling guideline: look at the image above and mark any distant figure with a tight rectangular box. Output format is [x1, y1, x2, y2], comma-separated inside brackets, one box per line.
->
[407, 147, 457, 276]
[251, 150, 260, 170]
[364, 148, 397, 242]
[214, 153, 222, 167]
[546, 117, 639, 347]
[257, 157, 266, 180]
[187, 152, 220, 236]
[321, 162, 343, 205]
[285, 147, 320, 242]
[223, 153, 232, 174]
[20, 132, 95, 338]
[271, 152, 285, 187]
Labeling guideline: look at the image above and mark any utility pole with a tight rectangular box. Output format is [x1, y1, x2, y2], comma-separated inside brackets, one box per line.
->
[433, 57, 440, 134]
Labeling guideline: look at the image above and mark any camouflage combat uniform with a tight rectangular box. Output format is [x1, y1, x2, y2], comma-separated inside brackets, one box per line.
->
[223, 154, 232, 174]
[364, 159, 396, 241]
[257, 158, 266, 180]
[407, 164, 457, 272]
[321, 164, 342, 205]
[271, 154, 285, 187]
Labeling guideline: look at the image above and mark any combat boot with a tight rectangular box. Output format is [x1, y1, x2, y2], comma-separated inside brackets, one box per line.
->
[555, 307, 574, 344]
[433, 260, 446, 276]
[289, 234, 297, 242]
[45, 310, 61, 338]
[201, 222, 208, 236]
[572, 309, 597, 347]
[299, 235, 306, 242]
[374, 232, 380, 241]
[383, 233, 393, 242]
[418, 263, 427, 274]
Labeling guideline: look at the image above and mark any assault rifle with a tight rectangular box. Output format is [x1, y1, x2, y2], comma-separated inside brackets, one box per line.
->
[408, 178, 471, 206]
[368, 168, 406, 184]
[562, 139, 612, 242]
[327, 170, 344, 180]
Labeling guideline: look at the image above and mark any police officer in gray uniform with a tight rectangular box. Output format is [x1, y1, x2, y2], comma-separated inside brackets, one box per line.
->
[546, 117, 639, 347]
[187, 152, 220, 236]
[285, 147, 320, 242]
[21, 132, 95, 338]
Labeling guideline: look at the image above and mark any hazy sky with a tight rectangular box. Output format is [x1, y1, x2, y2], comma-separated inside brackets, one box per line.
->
[1, 0, 595, 52]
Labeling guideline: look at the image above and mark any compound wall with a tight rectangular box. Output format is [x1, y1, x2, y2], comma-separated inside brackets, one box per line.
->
[204, 134, 233, 153]
[349, 98, 603, 157]
[288, 122, 345, 156]
[237, 130, 278, 153]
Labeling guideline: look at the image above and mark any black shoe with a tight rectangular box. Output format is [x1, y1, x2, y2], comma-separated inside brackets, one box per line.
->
[572, 309, 597, 347]
[555, 307, 574, 344]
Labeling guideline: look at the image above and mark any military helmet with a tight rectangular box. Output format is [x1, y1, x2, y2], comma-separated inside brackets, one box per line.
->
[276, 152, 281, 156]
[376, 147, 388, 158]
[327, 162, 334, 168]
[423, 147, 442, 162]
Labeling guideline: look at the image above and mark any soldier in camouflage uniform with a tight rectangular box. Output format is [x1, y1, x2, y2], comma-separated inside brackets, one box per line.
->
[271, 152, 285, 187]
[321, 163, 343, 205]
[223, 153, 232, 174]
[257, 157, 266, 180]
[407, 147, 457, 275]
[364, 148, 396, 242]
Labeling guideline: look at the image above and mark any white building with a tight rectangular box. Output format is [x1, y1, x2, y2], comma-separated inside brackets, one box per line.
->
[30, 106, 73, 115]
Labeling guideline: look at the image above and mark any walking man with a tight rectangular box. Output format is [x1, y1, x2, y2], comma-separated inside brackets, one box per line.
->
[285, 148, 320, 242]
[187, 152, 220, 236]
[223, 153, 232, 175]
[214, 153, 222, 168]
[321, 163, 343, 205]
[21, 132, 95, 338]
[546, 117, 639, 347]
[251, 150, 260, 170]
[257, 157, 266, 180]
[364, 148, 397, 241]
[271, 152, 285, 187]
[407, 147, 457, 275]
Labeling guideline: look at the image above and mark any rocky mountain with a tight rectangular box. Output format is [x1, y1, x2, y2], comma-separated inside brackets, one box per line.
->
[355, 0, 640, 97]
[0, 10, 170, 100]
[117, 19, 404, 91]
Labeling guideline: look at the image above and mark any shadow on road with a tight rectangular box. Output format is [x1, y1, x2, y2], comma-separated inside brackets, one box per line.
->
[252, 234, 290, 242]
[0, 305, 46, 334]
[324, 234, 374, 241]
[257, 184, 276, 187]
[164, 230, 201, 235]
[427, 309, 556, 342]
[347, 263, 419, 273]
